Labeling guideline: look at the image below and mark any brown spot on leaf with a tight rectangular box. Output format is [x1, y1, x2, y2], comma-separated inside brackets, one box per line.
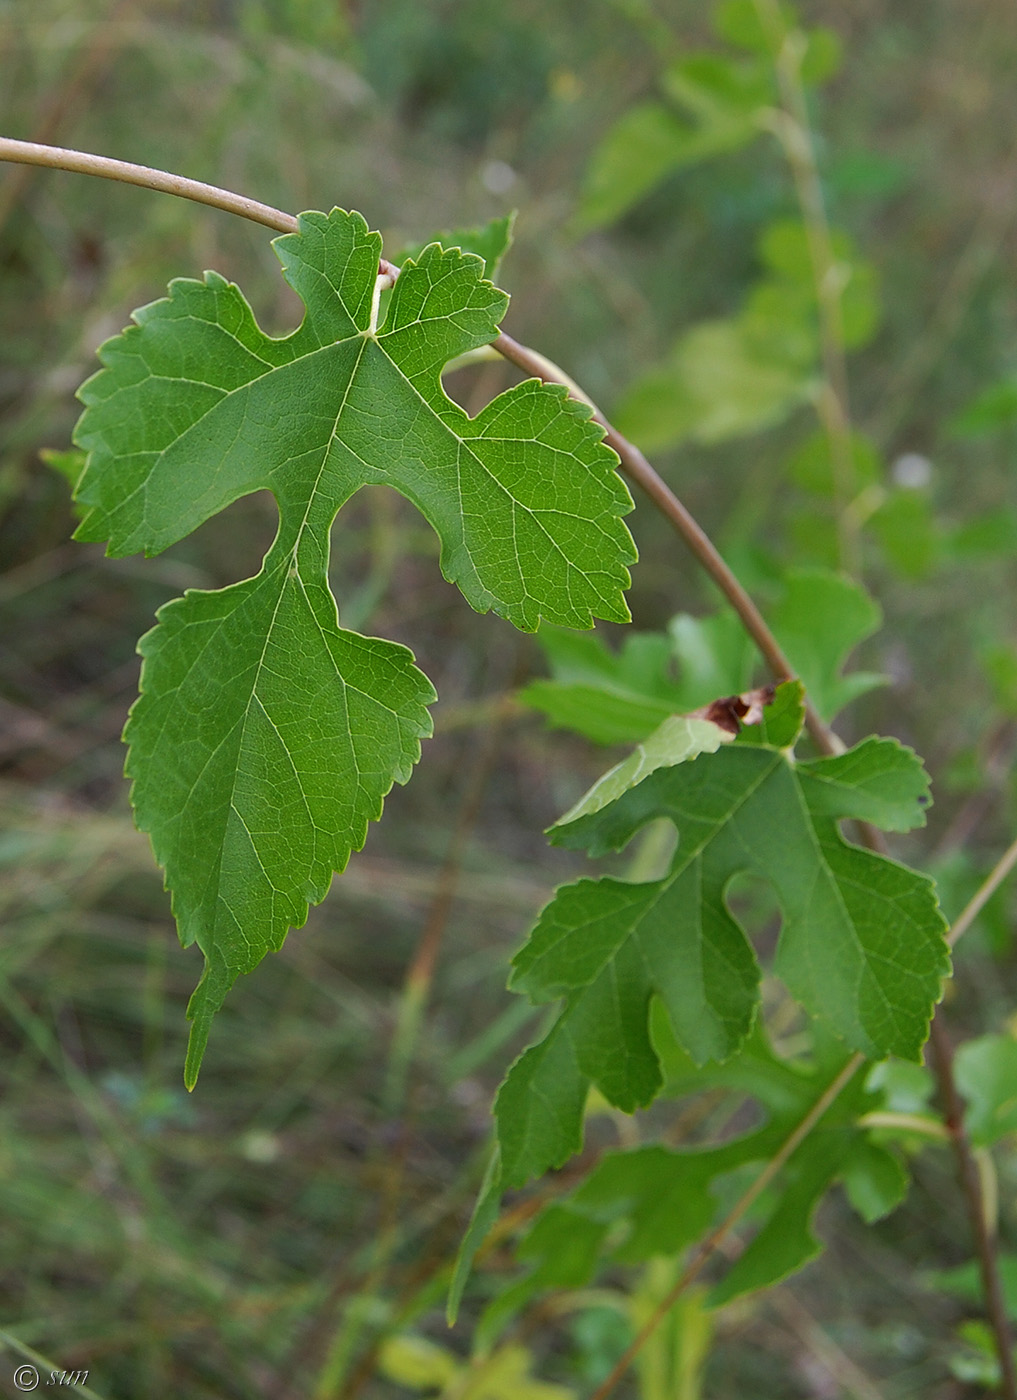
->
[690, 685, 776, 737]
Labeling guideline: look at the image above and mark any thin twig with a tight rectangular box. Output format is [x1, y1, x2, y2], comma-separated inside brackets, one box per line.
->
[0, 135, 299, 233]
[947, 832, 1017, 950]
[927, 1017, 1017, 1398]
[588, 1053, 865, 1400]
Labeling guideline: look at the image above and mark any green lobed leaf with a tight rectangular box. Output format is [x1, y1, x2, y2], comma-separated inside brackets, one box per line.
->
[72, 209, 635, 1083]
[496, 687, 948, 1185]
[798, 737, 932, 832]
[492, 1025, 902, 1310]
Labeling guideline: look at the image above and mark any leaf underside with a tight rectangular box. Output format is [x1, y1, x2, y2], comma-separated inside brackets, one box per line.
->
[72, 209, 635, 1083]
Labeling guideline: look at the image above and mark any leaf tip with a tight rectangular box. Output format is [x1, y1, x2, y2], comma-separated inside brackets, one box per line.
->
[183, 1022, 208, 1092]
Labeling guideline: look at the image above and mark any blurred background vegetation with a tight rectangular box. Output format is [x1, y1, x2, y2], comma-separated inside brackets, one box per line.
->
[2, 0, 1017, 1395]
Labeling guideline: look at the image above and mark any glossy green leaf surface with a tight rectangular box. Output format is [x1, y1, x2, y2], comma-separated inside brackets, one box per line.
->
[72, 209, 635, 1083]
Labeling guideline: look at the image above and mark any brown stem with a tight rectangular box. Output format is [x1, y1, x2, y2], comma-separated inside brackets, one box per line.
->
[927, 1018, 1017, 1398]
[0, 136, 299, 234]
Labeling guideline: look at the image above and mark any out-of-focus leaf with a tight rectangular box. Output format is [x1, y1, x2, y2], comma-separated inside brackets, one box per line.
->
[523, 568, 882, 742]
[39, 447, 87, 492]
[840, 1139, 909, 1223]
[767, 567, 884, 721]
[980, 643, 1017, 717]
[667, 612, 756, 704]
[661, 53, 772, 123]
[929, 1258, 1017, 1321]
[518, 628, 687, 746]
[949, 376, 1017, 438]
[798, 27, 842, 85]
[614, 218, 877, 452]
[577, 52, 769, 231]
[713, 0, 798, 51]
[614, 319, 816, 452]
[955, 1035, 1017, 1146]
[395, 212, 515, 281]
[872, 490, 940, 578]
[577, 104, 707, 232]
[866, 1059, 936, 1117]
[759, 220, 879, 350]
[378, 1334, 461, 1390]
[947, 509, 1017, 560]
[788, 430, 883, 498]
